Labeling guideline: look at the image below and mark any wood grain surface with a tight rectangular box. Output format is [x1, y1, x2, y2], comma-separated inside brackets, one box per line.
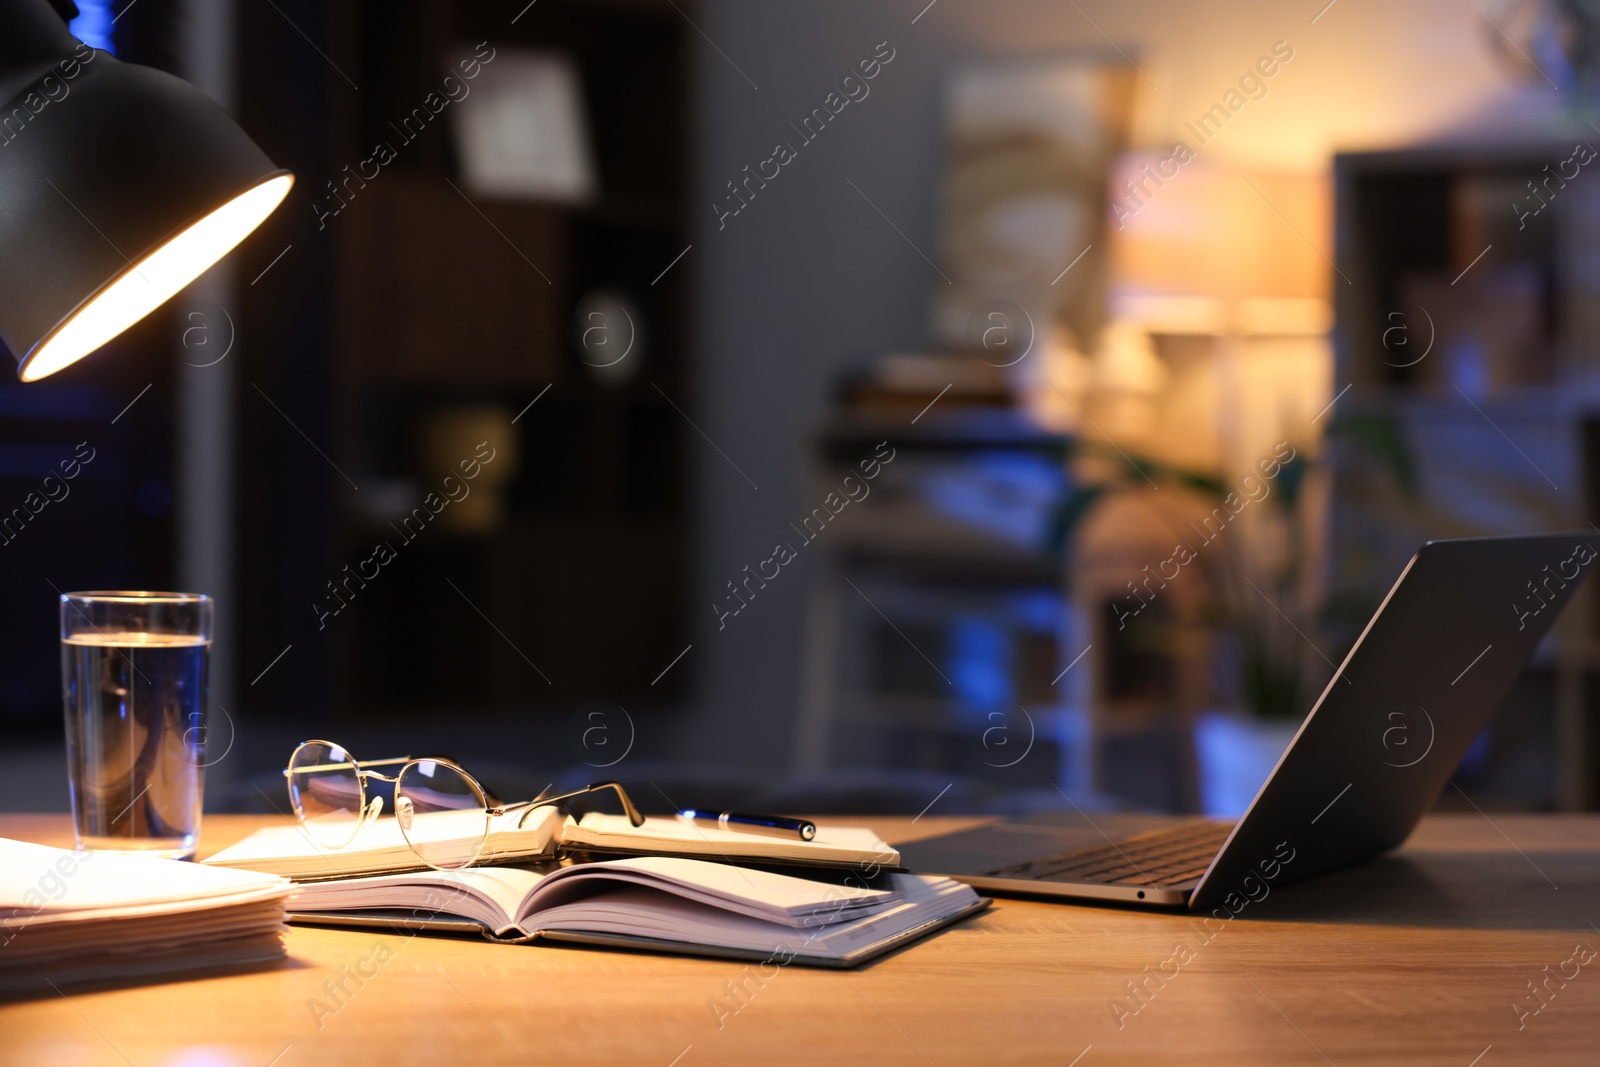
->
[1, 813, 1596, 1066]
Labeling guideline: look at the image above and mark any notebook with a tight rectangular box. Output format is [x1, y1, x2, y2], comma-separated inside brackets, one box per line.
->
[204, 808, 902, 881]
[558, 813, 901, 870]
[0, 837, 291, 994]
[284, 854, 987, 968]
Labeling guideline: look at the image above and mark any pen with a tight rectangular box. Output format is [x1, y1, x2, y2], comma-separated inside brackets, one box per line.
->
[680, 809, 817, 841]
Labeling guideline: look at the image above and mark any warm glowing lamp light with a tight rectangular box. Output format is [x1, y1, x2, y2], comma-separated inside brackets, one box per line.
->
[0, 0, 293, 382]
[18, 175, 291, 381]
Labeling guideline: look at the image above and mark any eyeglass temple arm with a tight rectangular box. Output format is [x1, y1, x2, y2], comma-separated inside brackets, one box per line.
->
[282, 755, 416, 776]
[508, 781, 645, 828]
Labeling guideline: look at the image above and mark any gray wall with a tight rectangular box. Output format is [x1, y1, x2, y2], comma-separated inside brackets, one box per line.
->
[678, 0, 1559, 768]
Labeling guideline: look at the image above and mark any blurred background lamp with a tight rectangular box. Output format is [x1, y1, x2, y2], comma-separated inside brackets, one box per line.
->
[0, 0, 293, 382]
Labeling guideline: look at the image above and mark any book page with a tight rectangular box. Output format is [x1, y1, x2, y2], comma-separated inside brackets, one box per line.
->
[520, 856, 898, 927]
[0, 837, 288, 918]
[287, 865, 547, 933]
[528, 874, 981, 959]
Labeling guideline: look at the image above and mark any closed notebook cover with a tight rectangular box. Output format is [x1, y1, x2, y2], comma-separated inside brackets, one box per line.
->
[560, 814, 903, 871]
[202, 807, 569, 881]
[204, 810, 901, 880]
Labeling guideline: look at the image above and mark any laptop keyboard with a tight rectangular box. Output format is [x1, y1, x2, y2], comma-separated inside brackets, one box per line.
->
[977, 820, 1236, 887]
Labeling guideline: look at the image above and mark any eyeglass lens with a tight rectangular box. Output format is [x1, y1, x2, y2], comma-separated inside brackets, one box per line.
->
[286, 740, 366, 850]
[395, 759, 490, 870]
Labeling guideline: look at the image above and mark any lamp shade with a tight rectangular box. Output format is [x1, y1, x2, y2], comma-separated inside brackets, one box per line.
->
[0, 0, 292, 381]
[1107, 152, 1330, 334]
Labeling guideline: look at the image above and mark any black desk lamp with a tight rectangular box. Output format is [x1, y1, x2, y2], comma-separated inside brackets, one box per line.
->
[0, 0, 293, 382]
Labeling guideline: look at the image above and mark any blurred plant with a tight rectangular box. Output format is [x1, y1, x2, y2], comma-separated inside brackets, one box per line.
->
[1046, 414, 1418, 720]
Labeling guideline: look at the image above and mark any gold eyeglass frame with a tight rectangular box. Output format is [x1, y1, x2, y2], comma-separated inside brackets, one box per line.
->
[283, 738, 645, 870]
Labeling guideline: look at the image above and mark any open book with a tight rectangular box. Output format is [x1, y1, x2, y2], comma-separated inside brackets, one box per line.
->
[0, 837, 290, 993]
[204, 808, 902, 881]
[285, 854, 986, 968]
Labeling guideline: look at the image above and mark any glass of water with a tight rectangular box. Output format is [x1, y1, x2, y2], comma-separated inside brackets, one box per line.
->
[61, 592, 212, 860]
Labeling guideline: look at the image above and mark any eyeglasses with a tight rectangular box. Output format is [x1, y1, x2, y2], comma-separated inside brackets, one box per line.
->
[283, 739, 644, 871]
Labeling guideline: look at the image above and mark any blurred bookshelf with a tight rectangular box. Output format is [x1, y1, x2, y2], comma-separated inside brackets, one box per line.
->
[792, 411, 1078, 791]
[1333, 142, 1600, 810]
[237, 0, 693, 723]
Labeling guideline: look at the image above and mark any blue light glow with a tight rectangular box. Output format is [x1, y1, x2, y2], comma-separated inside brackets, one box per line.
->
[949, 615, 1011, 719]
[920, 451, 1067, 547]
[70, 0, 116, 54]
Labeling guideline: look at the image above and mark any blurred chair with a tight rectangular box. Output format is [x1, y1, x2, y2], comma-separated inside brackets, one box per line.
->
[1071, 488, 1209, 813]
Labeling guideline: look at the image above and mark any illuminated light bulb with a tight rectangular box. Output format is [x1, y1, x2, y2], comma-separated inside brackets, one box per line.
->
[18, 174, 294, 382]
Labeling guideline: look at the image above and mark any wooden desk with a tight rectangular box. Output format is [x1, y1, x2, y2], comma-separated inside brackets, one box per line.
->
[2, 814, 1598, 1066]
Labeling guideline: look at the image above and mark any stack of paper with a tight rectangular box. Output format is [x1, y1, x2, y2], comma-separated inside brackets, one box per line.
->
[0, 837, 291, 994]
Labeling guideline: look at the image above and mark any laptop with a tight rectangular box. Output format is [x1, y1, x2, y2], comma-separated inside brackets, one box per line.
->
[899, 533, 1596, 909]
